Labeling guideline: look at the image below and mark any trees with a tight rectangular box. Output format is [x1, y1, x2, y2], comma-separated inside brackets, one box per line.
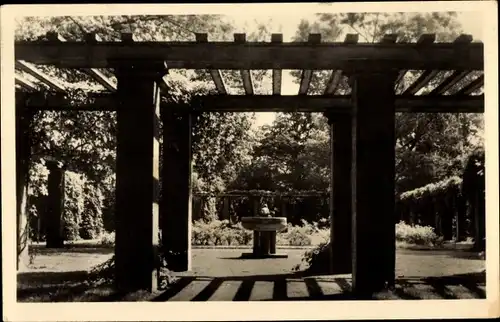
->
[290, 12, 484, 193]
[15, 15, 256, 234]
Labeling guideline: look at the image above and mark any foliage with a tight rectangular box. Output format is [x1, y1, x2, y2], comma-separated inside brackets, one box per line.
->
[400, 176, 463, 202]
[296, 221, 441, 273]
[395, 221, 439, 246]
[289, 12, 484, 195]
[63, 172, 86, 240]
[98, 231, 116, 247]
[190, 218, 325, 247]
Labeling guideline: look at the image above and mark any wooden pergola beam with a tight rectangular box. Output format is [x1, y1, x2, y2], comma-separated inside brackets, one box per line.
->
[298, 34, 321, 95]
[455, 74, 484, 95]
[18, 92, 484, 113]
[403, 70, 439, 95]
[324, 34, 358, 95]
[271, 34, 283, 95]
[15, 60, 65, 92]
[46, 32, 117, 92]
[15, 37, 483, 70]
[195, 33, 227, 94]
[395, 34, 436, 92]
[234, 34, 254, 95]
[429, 70, 470, 95]
[15, 74, 38, 91]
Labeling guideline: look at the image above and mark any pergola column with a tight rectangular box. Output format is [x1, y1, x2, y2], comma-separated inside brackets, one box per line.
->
[114, 63, 163, 292]
[16, 104, 33, 270]
[45, 160, 65, 248]
[160, 109, 192, 272]
[350, 71, 397, 295]
[325, 113, 352, 274]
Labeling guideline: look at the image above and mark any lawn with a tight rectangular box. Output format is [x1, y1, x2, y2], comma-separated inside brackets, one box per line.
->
[17, 243, 486, 302]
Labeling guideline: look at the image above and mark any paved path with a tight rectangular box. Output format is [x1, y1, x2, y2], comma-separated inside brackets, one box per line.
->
[154, 273, 486, 301]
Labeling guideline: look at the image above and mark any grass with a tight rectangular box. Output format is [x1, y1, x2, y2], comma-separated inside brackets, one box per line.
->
[18, 244, 486, 302]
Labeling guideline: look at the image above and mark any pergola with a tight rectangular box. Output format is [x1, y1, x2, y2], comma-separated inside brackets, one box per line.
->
[15, 31, 484, 297]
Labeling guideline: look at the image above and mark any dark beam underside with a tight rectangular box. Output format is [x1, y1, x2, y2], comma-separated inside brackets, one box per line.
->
[18, 93, 482, 113]
[15, 42, 483, 70]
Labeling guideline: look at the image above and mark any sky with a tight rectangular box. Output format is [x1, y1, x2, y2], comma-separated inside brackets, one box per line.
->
[224, 11, 484, 128]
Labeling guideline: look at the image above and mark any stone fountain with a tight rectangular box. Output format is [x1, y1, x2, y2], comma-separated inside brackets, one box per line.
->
[240, 216, 288, 258]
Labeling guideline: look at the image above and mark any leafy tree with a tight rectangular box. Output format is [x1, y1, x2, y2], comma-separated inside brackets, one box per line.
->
[290, 12, 484, 193]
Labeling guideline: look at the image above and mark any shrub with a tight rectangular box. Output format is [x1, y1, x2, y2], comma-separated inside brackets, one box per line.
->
[62, 172, 86, 241]
[296, 222, 441, 274]
[79, 184, 105, 239]
[98, 231, 115, 247]
[278, 219, 317, 246]
[395, 221, 438, 246]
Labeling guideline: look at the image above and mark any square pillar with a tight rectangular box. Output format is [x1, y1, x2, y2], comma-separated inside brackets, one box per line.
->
[161, 110, 192, 272]
[16, 104, 33, 271]
[114, 64, 163, 292]
[350, 71, 397, 295]
[45, 160, 65, 248]
[325, 113, 352, 274]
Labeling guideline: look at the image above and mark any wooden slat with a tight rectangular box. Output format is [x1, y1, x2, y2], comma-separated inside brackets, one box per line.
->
[454, 34, 473, 44]
[344, 34, 359, 44]
[45, 32, 117, 92]
[324, 34, 359, 95]
[234, 34, 253, 95]
[15, 74, 38, 91]
[298, 34, 320, 95]
[381, 34, 398, 43]
[455, 74, 484, 95]
[194, 95, 484, 113]
[403, 70, 439, 95]
[271, 34, 283, 95]
[423, 35, 476, 95]
[19, 92, 484, 113]
[209, 70, 227, 95]
[196, 33, 227, 94]
[15, 37, 483, 70]
[15, 60, 65, 92]
[396, 34, 436, 92]
[429, 70, 471, 95]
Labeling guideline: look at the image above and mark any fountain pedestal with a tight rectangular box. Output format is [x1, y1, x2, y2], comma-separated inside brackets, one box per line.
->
[240, 217, 288, 258]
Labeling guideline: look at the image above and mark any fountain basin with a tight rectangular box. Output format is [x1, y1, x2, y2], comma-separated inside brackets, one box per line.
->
[240, 217, 288, 259]
[241, 217, 287, 232]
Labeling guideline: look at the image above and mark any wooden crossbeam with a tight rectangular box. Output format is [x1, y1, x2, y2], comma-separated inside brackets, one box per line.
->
[15, 36, 483, 70]
[196, 33, 227, 94]
[15, 74, 38, 91]
[324, 34, 358, 95]
[271, 34, 283, 95]
[234, 34, 254, 95]
[455, 74, 484, 95]
[194, 95, 484, 113]
[395, 34, 436, 92]
[299, 34, 321, 95]
[426, 35, 475, 95]
[403, 70, 439, 95]
[19, 92, 483, 113]
[46, 32, 117, 92]
[15, 60, 65, 92]
[429, 70, 470, 95]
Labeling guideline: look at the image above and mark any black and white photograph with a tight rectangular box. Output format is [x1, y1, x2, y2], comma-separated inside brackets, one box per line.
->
[1, 1, 498, 321]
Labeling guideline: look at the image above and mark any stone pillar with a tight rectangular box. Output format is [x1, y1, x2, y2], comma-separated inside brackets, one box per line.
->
[325, 113, 352, 274]
[16, 104, 33, 270]
[114, 63, 163, 292]
[350, 71, 397, 295]
[161, 110, 192, 272]
[45, 160, 65, 248]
